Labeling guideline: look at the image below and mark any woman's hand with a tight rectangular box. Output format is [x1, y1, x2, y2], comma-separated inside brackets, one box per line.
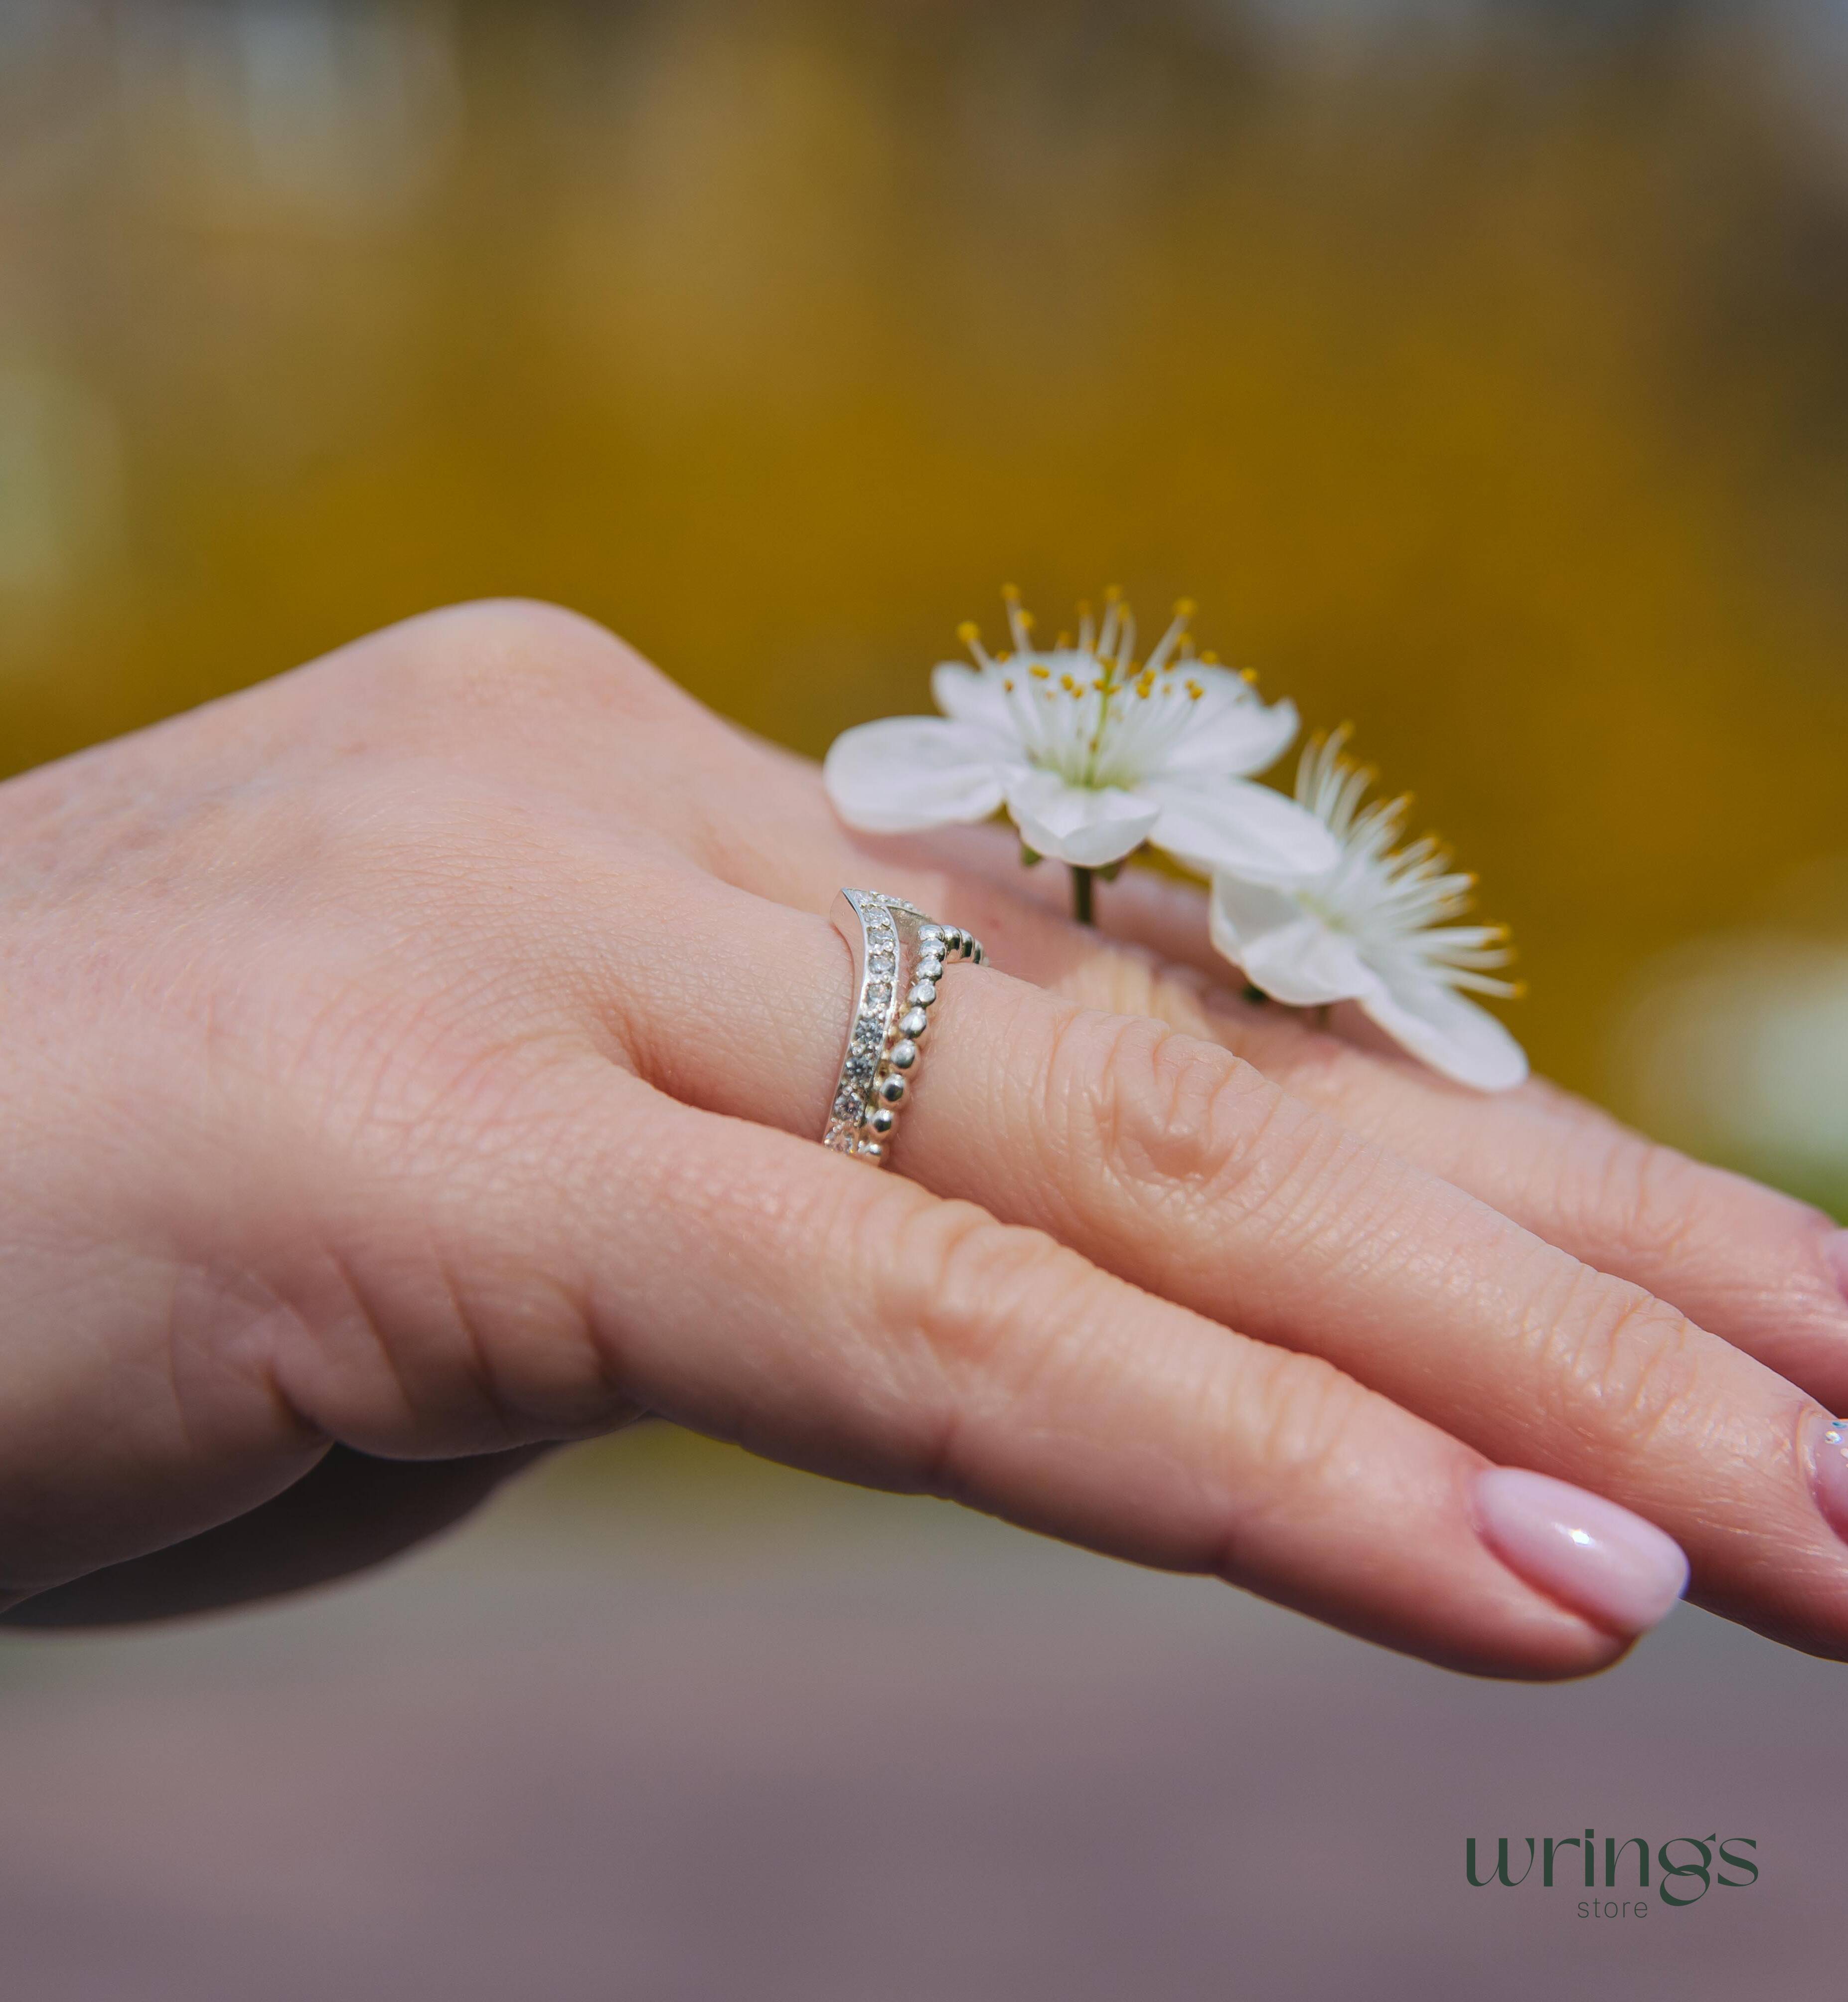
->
[2, 601, 1844, 1679]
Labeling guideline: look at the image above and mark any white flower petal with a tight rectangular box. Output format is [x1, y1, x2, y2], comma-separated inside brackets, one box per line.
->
[823, 717, 1011, 833]
[1359, 976, 1531, 1093]
[1207, 873, 1306, 953]
[1144, 775, 1343, 884]
[1209, 879, 1376, 1005]
[1163, 679, 1301, 777]
[930, 661, 1014, 734]
[1240, 919, 1380, 1006]
[1004, 769, 1159, 867]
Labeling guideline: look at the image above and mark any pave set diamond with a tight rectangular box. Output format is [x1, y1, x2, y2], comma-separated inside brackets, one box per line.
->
[822, 888, 984, 1166]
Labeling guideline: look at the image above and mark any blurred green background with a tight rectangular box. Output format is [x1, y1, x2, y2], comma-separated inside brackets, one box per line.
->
[8, 0, 1848, 1195]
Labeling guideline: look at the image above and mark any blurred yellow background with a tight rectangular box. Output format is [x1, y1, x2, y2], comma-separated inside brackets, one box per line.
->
[8, 0, 1848, 1198]
[8, 16, 1848, 1994]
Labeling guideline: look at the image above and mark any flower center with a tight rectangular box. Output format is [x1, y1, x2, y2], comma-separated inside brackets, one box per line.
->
[1299, 890, 1354, 933]
[999, 661, 1206, 788]
[969, 590, 1210, 791]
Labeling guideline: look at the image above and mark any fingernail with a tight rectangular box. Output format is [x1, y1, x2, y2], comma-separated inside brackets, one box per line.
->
[1802, 1408, 1848, 1545]
[1823, 1228, 1848, 1308]
[1473, 1467, 1690, 1638]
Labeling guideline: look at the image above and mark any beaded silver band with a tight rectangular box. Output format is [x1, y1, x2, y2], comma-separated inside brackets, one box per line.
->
[823, 887, 985, 1166]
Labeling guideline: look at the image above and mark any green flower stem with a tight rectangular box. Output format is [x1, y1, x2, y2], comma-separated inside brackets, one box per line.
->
[1070, 865, 1095, 926]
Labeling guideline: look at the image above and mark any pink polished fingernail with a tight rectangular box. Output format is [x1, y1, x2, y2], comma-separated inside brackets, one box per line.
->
[1473, 1468, 1690, 1638]
[1802, 1409, 1848, 1545]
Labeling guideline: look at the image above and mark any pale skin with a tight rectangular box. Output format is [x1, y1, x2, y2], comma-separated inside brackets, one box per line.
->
[2, 600, 1846, 1679]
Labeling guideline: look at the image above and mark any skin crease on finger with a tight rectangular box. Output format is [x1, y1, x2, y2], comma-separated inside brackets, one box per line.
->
[0, 600, 1822, 1670]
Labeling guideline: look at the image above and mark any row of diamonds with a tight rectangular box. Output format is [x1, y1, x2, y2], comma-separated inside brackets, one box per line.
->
[827, 895, 902, 1156]
[827, 896, 986, 1165]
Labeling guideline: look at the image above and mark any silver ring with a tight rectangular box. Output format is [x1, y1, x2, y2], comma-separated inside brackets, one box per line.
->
[823, 888, 985, 1166]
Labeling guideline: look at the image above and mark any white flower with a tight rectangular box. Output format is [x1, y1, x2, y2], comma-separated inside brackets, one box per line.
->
[823, 591, 1340, 882]
[1211, 730, 1529, 1091]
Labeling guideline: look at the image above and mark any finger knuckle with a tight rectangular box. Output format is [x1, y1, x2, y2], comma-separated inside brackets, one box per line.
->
[1043, 1007, 1362, 1235]
[1239, 1345, 1376, 1494]
[884, 1198, 1088, 1377]
[1531, 1264, 1705, 1453]
[1189, 1345, 1386, 1578]
[343, 598, 669, 723]
[1575, 1135, 1716, 1267]
[863, 1197, 1093, 1490]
